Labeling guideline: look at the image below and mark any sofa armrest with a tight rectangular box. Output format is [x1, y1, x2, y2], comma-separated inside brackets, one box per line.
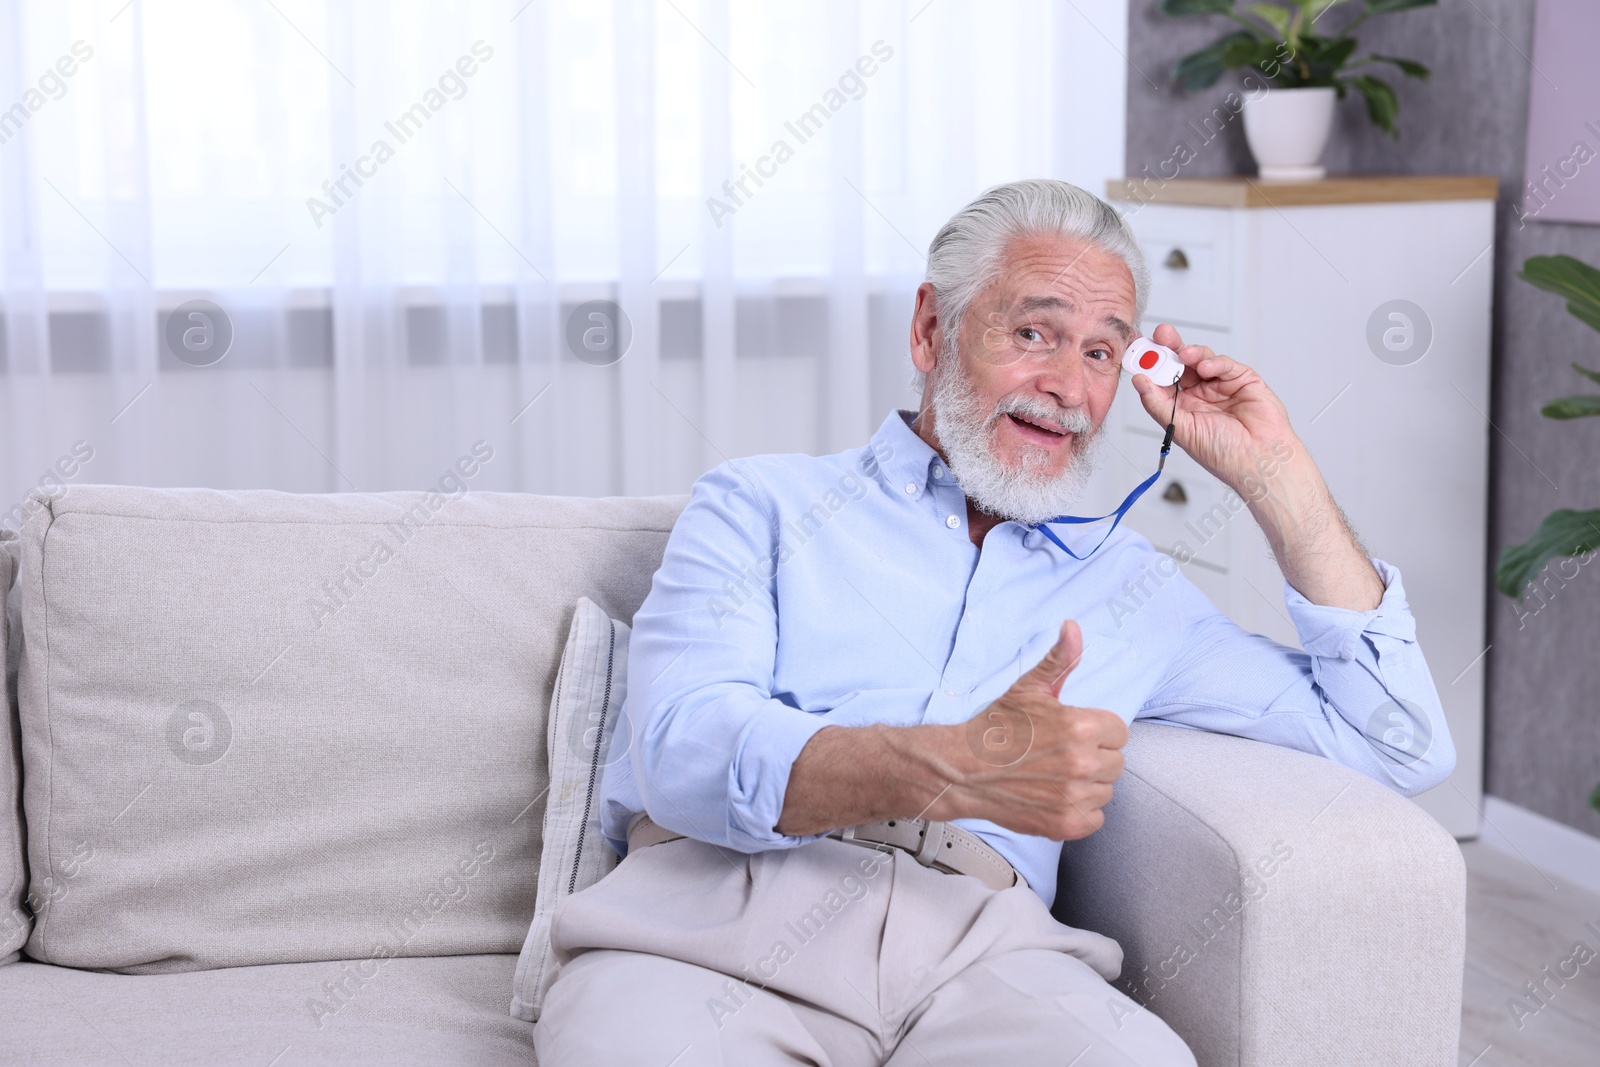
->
[1053, 722, 1464, 1067]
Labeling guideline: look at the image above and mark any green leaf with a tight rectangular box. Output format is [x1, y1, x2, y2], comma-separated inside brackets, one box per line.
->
[1172, 48, 1228, 92]
[1172, 31, 1259, 91]
[1364, 0, 1437, 12]
[1160, 0, 1237, 15]
[1571, 362, 1600, 387]
[1300, 35, 1358, 75]
[1367, 53, 1430, 78]
[1518, 255, 1600, 334]
[1590, 780, 1600, 813]
[1541, 395, 1600, 419]
[1496, 509, 1600, 598]
[1348, 73, 1399, 136]
[1248, 32, 1315, 84]
[1223, 35, 1284, 68]
[1245, 3, 1293, 38]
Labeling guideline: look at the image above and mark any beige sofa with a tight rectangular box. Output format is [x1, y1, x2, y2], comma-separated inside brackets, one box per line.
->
[0, 485, 1466, 1065]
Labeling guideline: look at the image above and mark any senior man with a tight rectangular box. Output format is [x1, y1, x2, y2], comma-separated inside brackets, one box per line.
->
[533, 179, 1455, 1066]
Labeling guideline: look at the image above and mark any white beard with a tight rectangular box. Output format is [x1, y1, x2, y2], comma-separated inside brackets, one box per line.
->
[928, 344, 1106, 526]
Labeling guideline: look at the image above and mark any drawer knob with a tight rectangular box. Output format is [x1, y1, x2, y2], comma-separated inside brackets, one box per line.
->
[1163, 248, 1189, 270]
[1162, 481, 1188, 504]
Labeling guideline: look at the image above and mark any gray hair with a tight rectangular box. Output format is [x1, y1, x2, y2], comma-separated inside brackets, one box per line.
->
[913, 179, 1150, 392]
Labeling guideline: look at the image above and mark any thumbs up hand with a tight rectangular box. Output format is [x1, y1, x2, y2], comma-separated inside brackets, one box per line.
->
[775, 620, 1131, 841]
[953, 620, 1128, 841]
[1018, 617, 1084, 699]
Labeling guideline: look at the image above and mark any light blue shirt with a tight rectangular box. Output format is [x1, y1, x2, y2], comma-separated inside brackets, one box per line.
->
[600, 409, 1455, 906]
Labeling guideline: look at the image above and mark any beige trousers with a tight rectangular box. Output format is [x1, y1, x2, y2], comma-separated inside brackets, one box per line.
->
[534, 834, 1196, 1066]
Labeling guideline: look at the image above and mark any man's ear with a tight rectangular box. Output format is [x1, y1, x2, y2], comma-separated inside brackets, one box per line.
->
[909, 282, 941, 376]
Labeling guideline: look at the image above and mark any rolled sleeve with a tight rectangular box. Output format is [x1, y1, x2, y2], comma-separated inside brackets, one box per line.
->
[727, 701, 835, 851]
[1289, 557, 1454, 795]
[1285, 557, 1417, 661]
[622, 461, 835, 853]
[1140, 557, 1455, 797]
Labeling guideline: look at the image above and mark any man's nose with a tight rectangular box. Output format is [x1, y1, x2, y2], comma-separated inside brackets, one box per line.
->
[1029, 356, 1090, 408]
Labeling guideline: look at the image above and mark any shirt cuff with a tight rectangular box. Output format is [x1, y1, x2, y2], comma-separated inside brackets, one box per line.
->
[1284, 557, 1417, 661]
[728, 703, 835, 850]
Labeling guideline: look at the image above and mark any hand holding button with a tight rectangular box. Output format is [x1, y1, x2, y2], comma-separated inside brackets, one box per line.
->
[1123, 336, 1184, 388]
[1128, 323, 1302, 499]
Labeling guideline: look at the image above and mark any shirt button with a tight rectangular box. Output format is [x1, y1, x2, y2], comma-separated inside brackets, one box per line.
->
[945, 515, 959, 529]
[904, 482, 917, 495]
[932, 464, 945, 479]
[944, 689, 956, 697]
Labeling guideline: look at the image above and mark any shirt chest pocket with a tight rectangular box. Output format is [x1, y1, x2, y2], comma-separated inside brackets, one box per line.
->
[1013, 625, 1139, 720]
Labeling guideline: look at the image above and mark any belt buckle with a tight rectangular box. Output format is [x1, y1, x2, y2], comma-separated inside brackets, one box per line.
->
[912, 819, 948, 868]
[837, 823, 894, 858]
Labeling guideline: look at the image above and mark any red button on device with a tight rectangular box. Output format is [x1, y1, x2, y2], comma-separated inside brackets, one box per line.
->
[1139, 350, 1159, 370]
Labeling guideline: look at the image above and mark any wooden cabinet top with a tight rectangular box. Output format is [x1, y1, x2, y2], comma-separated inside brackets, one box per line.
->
[1105, 175, 1498, 208]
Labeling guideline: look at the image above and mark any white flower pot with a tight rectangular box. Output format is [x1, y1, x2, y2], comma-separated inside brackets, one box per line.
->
[1242, 85, 1337, 181]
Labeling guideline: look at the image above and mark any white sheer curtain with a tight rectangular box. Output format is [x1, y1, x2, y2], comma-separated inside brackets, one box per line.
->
[0, 0, 1128, 514]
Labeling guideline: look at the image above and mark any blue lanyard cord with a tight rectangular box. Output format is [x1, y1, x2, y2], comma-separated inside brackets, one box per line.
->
[1034, 383, 1181, 560]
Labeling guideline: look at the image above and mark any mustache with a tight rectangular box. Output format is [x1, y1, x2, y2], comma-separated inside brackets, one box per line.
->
[985, 393, 1094, 435]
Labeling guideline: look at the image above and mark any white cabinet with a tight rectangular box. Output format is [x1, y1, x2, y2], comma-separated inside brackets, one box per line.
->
[1096, 176, 1497, 838]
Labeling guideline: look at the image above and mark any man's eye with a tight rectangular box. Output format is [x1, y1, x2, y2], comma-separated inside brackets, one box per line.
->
[1086, 347, 1111, 361]
[1019, 327, 1043, 345]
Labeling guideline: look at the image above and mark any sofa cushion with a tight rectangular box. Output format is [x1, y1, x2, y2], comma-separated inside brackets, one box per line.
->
[0, 953, 535, 1065]
[15, 484, 685, 973]
[0, 532, 25, 964]
[511, 597, 628, 1021]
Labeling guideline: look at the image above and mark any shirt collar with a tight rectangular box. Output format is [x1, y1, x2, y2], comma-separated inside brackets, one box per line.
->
[871, 409, 946, 498]
[868, 408, 1054, 550]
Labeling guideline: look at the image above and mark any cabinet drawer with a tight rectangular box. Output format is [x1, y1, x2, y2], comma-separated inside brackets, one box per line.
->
[1120, 426, 1234, 572]
[1121, 206, 1232, 331]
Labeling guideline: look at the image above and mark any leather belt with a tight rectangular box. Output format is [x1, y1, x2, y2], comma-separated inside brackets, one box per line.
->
[626, 813, 1026, 893]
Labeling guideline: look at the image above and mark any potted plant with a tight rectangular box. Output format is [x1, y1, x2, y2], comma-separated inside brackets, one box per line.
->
[1159, 0, 1435, 180]
[1495, 253, 1600, 813]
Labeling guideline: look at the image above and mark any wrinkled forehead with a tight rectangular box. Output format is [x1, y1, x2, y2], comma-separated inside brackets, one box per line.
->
[978, 236, 1137, 341]
[1007, 293, 1135, 345]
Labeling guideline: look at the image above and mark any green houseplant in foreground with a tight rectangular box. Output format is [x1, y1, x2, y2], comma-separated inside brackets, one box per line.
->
[1494, 254, 1600, 813]
[1160, 0, 1435, 137]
